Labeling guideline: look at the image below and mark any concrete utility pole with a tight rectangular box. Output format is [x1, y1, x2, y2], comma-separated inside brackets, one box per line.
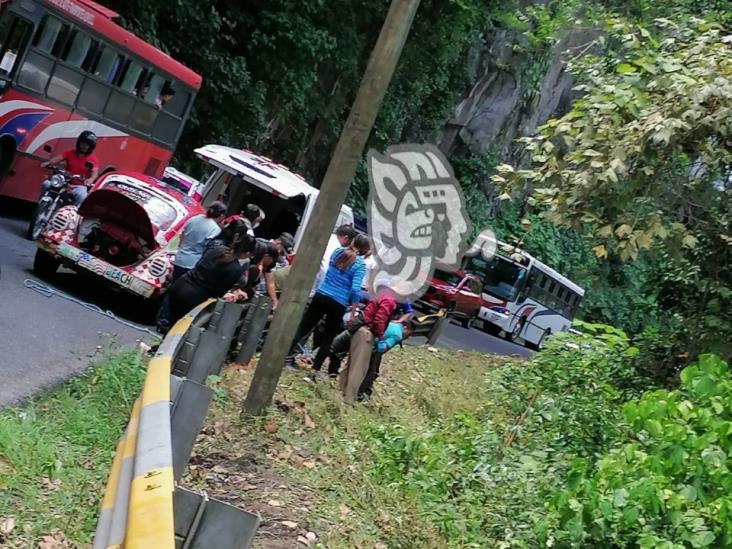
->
[243, 0, 422, 416]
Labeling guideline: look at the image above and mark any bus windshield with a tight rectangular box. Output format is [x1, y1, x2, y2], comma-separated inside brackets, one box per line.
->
[482, 255, 527, 301]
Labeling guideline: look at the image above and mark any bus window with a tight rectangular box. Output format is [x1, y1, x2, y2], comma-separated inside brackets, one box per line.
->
[17, 51, 53, 92]
[143, 73, 166, 105]
[33, 16, 68, 56]
[0, 15, 32, 78]
[78, 78, 110, 114]
[105, 89, 135, 125]
[61, 29, 92, 68]
[119, 60, 143, 93]
[163, 88, 190, 117]
[152, 112, 181, 144]
[92, 46, 123, 82]
[130, 100, 158, 134]
[482, 255, 527, 301]
[47, 64, 83, 105]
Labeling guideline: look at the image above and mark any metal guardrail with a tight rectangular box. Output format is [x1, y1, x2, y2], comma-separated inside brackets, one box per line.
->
[94, 296, 443, 547]
[94, 298, 266, 549]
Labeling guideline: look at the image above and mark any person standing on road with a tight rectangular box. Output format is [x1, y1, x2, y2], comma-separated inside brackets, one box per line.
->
[156, 201, 227, 332]
[165, 219, 254, 330]
[173, 201, 227, 279]
[286, 234, 370, 373]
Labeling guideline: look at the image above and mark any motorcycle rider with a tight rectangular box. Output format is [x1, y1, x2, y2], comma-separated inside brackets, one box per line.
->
[39, 130, 99, 206]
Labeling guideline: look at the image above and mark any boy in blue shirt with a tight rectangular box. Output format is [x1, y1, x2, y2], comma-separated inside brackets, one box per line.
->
[339, 318, 414, 404]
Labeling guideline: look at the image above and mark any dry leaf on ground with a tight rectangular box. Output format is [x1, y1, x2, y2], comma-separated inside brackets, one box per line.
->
[263, 419, 278, 434]
[0, 517, 15, 536]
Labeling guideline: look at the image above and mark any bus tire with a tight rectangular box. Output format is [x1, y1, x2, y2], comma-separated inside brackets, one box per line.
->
[507, 317, 525, 343]
[531, 329, 551, 351]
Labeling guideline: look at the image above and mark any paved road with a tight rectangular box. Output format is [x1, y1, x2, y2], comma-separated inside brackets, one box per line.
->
[0, 199, 153, 407]
[409, 316, 533, 358]
[432, 319, 532, 358]
[0, 200, 531, 406]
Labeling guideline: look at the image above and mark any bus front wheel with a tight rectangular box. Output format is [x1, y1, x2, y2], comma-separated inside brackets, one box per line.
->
[507, 318, 525, 343]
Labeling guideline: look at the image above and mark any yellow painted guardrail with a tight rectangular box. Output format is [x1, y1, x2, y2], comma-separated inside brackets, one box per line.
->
[93, 300, 213, 549]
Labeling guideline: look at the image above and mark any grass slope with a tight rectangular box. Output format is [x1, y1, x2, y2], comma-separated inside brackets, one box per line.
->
[0, 352, 144, 548]
[189, 346, 516, 548]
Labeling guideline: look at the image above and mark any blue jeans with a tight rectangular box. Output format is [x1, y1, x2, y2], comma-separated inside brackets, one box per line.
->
[156, 265, 191, 332]
[40, 180, 87, 206]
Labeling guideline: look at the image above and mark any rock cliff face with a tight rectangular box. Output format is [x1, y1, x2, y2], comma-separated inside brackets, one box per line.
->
[439, 25, 601, 160]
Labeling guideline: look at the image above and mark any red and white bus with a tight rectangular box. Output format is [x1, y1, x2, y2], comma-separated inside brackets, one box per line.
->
[0, 0, 201, 202]
[465, 242, 585, 348]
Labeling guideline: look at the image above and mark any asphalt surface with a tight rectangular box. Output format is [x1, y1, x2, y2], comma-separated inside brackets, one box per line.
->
[0, 199, 531, 406]
[0, 199, 153, 407]
[427, 318, 533, 358]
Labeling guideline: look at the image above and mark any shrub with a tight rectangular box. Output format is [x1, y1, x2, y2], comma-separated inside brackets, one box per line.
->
[545, 354, 732, 548]
[360, 324, 645, 547]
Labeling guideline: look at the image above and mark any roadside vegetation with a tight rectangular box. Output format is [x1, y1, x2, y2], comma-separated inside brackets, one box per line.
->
[0, 331, 729, 548]
[0, 352, 144, 548]
[1, 2, 731, 548]
[188, 327, 732, 548]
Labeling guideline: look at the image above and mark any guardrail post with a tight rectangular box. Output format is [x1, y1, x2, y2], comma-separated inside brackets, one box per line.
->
[427, 314, 447, 345]
[170, 376, 214, 482]
[174, 487, 259, 548]
[172, 327, 203, 377]
[184, 331, 230, 384]
[235, 296, 272, 365]
[207, 300, 227, 333]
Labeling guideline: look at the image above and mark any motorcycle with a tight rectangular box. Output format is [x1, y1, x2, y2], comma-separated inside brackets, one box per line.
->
[27, 169, 85, 241]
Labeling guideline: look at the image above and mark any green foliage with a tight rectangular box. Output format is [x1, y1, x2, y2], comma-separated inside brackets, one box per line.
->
[0, 352, 145, 544]
[357, 325, 645, 547]
[107, 0, 497, 183]
[451, 152, 497, 238]
[545, 354, 732, 548]
[495, 16, 732, 363]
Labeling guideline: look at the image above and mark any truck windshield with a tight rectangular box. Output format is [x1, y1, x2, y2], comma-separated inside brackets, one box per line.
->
[482, 255, 527, 301]
[433, 269, 462, 287]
